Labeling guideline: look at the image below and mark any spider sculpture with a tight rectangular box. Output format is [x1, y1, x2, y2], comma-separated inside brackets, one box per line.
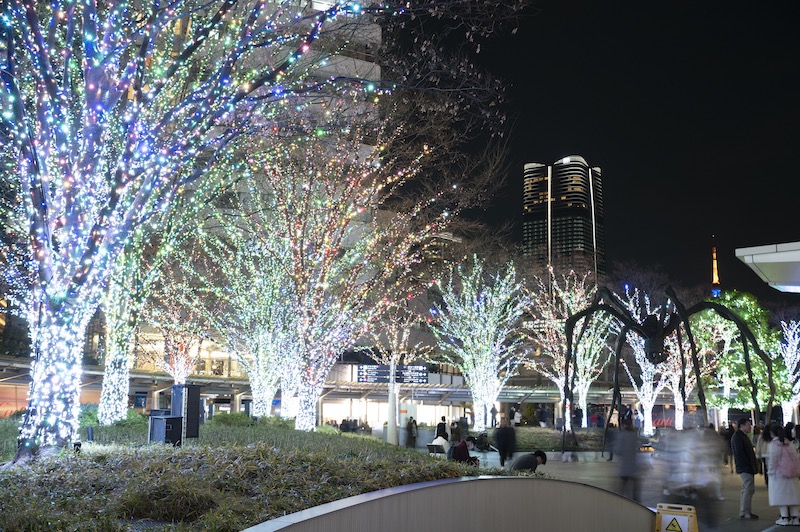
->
[563, 286, 775, 453]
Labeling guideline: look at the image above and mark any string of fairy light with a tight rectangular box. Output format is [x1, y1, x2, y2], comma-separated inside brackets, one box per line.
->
[1, 0, 394, 448]
[779, 321, 800, 425]
[522, 269, 612, 431]
[3, 0, 649, 446]
[427, 255, 531, 433]
[196, 94, 458, 430]
[173, 230, 301, 418]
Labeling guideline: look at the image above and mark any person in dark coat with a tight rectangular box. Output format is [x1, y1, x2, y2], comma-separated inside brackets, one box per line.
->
[494, 418, 516, 468]
[452, 436, 479, 466]
[509, 450, 547, 472]
[731, 417, 759, 520]
[436, 416, 448, 439]
[449, 420, 461, 444]
[406, 417, 417, 448]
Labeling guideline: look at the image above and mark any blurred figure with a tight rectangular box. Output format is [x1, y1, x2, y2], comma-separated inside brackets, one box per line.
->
[605, 423, 616, 462]
[494, 418, 516, 468]
[756, 424, 773, 486]
[614, 418, 642, 502]
[573, 405, 583, 429]
[768, 423, 800, 526]
[660, 425, 724, 529]
[449, 420, 461, 444]
[724, 421, 736, 473]
[697, 425, 725, 501]
[406, 416, 417, 448]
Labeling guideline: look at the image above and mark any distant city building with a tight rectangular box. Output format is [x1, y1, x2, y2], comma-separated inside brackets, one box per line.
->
[522, 155, 605, 277]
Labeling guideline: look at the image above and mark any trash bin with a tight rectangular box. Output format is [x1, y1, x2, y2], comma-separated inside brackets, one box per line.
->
[149, 416, 183, 446]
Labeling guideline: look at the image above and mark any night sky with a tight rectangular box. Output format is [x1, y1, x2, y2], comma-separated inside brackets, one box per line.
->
[473, 0, 800, 306]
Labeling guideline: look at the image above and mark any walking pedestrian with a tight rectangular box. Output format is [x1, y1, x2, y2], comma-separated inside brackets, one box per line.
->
[494, 418, 516, 468]
[768, 423, 800, 526]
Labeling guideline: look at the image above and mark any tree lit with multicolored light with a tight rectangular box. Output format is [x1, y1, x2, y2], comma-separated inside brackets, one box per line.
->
[0, 0, 528, 459]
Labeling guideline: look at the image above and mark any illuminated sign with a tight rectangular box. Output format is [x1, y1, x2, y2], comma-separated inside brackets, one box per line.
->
[357, 364, 428, 384]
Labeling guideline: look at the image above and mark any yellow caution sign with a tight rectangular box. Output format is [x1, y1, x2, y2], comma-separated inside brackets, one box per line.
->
[655, 503, 697, 532]
[665, 517, 682, 531]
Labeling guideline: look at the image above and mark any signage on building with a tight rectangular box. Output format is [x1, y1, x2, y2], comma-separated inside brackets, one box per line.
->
[357, 364, 428, 384]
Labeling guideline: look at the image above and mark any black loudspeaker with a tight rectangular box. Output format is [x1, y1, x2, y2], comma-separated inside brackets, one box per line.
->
[149, 416, 183, 446]
[171, 384, 202, 439]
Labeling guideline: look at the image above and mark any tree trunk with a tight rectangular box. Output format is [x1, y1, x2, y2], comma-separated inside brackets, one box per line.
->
[673, 395, 685, 431]
[577, 387, 589, 429]
[295, 382, 321, 431]
[472, 398, 494, 434]
[642, 402, 655, 436]
[14, 309, 91, 463]
[280, 362, 302, 419]
[250, 381, 278, 418]
[281, 392, 300, 420]
[386, 360, 398, 445]
[97, 326, 134, 425]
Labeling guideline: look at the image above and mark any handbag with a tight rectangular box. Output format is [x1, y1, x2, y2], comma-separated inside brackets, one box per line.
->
[776, 442, 800, 478]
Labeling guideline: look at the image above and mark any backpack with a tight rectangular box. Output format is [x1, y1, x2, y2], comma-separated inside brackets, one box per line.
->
[776, 442, 800, 478]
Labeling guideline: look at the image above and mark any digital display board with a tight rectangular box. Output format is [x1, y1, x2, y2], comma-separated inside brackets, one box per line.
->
[357, 364, 428, 384]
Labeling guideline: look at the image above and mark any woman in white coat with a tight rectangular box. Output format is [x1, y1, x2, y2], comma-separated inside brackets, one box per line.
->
[768, 423, 800, 526]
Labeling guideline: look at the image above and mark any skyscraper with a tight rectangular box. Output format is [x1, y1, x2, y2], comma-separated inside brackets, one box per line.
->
[522, 155, 605, 277]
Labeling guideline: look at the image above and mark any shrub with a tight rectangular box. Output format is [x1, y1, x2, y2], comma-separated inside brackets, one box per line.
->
[79, 404, 99, 427]
[0, 426, 511, 530]
[315, 424, 338, 435]
[115, 410, 148, 427]
[206, 412, 252, 427]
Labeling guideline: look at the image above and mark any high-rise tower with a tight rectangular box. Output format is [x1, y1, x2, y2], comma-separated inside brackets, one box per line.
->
[522, 156, 605, 277]
[711, 238, 721, 298]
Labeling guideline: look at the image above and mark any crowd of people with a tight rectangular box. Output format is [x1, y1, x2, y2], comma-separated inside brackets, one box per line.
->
[615, 416, 800, 528]
[405, 407, 800, 528]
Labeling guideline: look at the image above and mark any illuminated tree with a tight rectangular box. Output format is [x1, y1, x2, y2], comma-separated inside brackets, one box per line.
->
[615, 287, 670, 436]
[97, 163, 233, 425]
[428, 255, 532, 434]
[176, 232, 300, 418]
[697, 291, 783, 423]
[218, 98, 469, 431]
[524, 268, 613, 431]
[0, 0, 528, 460]
[134, 261, 209, 385]
[363, 299, 431, 445]
[659, 325, 718, 431]
[779, 321, 800, 425]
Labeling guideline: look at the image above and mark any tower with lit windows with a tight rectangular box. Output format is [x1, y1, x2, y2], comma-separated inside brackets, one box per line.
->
[522, 156, 605, 278]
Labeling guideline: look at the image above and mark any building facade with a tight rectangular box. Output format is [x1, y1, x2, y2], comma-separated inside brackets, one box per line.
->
[522, 155, 605, 277]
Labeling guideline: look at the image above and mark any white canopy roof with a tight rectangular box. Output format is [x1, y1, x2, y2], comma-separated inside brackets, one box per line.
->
[736, 241, 800, 293]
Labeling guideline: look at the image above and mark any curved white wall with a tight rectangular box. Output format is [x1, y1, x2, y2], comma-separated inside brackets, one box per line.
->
[243, 475, 655, 532]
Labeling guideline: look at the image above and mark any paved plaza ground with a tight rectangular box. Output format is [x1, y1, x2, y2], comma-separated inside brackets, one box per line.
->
[462, 448, 785, 532]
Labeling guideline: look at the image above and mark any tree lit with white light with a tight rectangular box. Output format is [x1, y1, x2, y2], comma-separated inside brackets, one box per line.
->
[428, 255, 531, 433]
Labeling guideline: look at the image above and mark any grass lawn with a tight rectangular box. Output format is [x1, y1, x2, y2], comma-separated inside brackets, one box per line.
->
[1, 414, 555, 531]
[508, 425, 606, 452]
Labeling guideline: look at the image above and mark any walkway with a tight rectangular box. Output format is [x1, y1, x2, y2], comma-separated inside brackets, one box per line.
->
[466, 448, 781, 532]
